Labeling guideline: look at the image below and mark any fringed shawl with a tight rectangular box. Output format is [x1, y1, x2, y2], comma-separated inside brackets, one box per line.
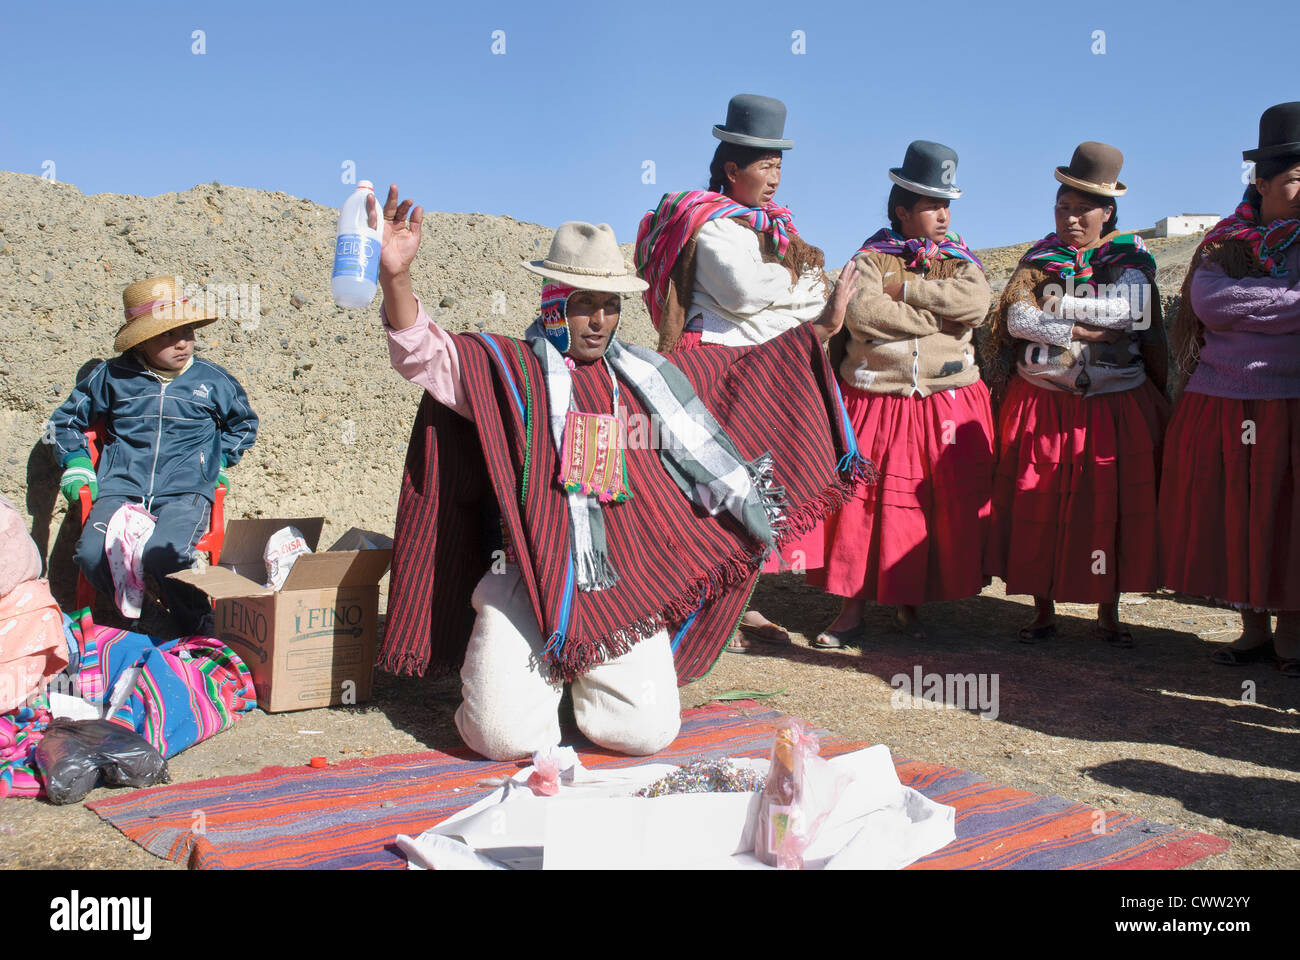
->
[379, 322, 868, 684]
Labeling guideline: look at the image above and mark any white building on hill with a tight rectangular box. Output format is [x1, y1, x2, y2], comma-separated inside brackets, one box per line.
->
[1153, 214, 1221, 237]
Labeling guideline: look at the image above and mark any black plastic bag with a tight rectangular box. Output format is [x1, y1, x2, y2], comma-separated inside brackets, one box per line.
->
[35, 718, 170, 805]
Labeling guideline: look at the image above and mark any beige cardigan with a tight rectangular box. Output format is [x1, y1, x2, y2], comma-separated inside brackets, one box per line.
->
[839, 249, 992, 397]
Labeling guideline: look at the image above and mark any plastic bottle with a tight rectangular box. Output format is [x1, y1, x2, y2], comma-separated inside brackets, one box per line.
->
[331, 181, 383, 308]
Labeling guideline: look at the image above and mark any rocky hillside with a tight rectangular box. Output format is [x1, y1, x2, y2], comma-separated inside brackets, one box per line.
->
[0, 171, 1201, 603]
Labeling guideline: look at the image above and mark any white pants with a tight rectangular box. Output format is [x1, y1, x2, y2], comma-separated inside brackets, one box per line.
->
[454, 567, 682, 762]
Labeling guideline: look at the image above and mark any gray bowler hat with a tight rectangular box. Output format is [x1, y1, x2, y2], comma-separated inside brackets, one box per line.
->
[712, 94, 794, 150]
[889, 141, 964, 200]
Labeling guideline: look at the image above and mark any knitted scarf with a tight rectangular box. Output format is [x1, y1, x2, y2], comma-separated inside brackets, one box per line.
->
[856, 228, 984, 273]
[524, 317, 782, 593]
[635, 190, 802, 330]
[1200, 199, 1300, 277]
[1020, 231, 1156, 290]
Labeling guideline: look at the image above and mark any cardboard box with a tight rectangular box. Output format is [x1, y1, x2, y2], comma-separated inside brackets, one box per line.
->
[171, 518, 393, 713]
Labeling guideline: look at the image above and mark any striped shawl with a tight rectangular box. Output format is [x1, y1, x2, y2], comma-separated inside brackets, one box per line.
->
[380, 322, 868, 684]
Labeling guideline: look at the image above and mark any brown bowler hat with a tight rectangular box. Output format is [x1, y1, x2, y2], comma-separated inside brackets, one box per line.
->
[1054, 141, 1127, 197]
[114, 276, 219, 353]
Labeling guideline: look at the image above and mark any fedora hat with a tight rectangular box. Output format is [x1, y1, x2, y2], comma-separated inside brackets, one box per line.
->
[712, 94, 794, 151]
[1243, 101, 1300, 162]
[523, 222, 648, 294]
[1054, 141, 1127, 197]
[889, 140, 963, 199]
[113, 276, 219, 353]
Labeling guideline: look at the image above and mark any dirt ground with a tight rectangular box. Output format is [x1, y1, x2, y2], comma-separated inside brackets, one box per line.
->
[2, 576, 1296, 870]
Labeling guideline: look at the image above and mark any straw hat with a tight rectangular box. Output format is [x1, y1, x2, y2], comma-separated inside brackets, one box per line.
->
[114, 276, 219, 353]
[1054, 142, 1127, 197]
[522, 222, 648, 293]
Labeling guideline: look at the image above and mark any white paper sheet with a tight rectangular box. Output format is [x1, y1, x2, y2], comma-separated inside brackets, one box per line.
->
[398, 747, 956, 870]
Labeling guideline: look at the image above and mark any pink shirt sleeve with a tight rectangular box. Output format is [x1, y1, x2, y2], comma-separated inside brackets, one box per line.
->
[383, 295, 474, 421]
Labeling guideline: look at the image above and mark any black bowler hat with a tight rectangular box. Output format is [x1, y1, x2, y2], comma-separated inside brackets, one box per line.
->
[1243, 101, 1300, 162]
[712, 94, 794, 150]
[889, 140, 963, 199]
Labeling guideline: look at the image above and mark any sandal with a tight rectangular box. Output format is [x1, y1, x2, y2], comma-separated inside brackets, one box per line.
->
[811, 624, 865, 650]
[1276, 657, 1300, 679]
[1097, 626, 1135, 649]
[892, 608, 927, 640]
[1210, 642, 1275, 666]
[1017, 622, 1057, 644]
[736, 622, 791, 646]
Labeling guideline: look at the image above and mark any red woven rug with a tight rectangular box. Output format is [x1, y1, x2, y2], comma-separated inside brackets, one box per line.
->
[87, 701, 1228, 869]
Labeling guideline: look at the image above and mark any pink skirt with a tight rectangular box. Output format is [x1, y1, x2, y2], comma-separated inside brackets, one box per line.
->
[673, 327, 822, 573]
[808, 379, 994, 604]
[987, 375, 1169, 602]
[1160, 391, 1300, 610]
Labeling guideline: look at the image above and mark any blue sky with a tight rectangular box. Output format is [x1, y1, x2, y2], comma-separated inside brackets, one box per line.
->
[1, 0, 1294, 260]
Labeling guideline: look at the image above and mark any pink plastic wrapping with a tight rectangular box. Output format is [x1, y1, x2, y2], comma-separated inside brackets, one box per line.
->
[753, 717, 843, 869]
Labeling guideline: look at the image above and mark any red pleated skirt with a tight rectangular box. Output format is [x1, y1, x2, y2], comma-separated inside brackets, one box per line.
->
[1159, 391, 1300, 610]
[987, 375, 1169, 602]
[808, 378, 994, 604]
[673, 327, 823, 573]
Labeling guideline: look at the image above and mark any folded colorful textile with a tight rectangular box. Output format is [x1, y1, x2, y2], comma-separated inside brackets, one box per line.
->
[0, 694, 50, 798]
[69, 620, 256, 760]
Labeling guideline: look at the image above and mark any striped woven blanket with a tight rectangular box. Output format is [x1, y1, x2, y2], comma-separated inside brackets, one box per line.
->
[84, 702, 1229, 870]
[381, 323, 864, 683]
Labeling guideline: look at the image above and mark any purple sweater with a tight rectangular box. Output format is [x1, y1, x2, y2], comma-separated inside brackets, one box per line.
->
[1186, 243, 1300, 399]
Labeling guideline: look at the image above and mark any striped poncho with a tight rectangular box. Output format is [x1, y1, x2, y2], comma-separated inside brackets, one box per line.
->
[381, 322, 868, 684]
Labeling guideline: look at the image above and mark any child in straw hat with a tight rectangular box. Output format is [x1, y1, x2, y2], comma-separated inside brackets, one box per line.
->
[48, 276, 259, 633]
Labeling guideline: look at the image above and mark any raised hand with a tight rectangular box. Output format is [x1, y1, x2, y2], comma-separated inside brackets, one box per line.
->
[814, 259, 860, 342]
[369, 184, 424, 281]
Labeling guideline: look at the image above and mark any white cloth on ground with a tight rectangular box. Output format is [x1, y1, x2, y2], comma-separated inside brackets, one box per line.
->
[454, 567, 682, 762]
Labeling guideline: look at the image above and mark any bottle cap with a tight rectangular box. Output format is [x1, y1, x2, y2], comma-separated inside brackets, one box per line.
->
[358, 180, 374, 191]
[309, 756, 328, 768]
